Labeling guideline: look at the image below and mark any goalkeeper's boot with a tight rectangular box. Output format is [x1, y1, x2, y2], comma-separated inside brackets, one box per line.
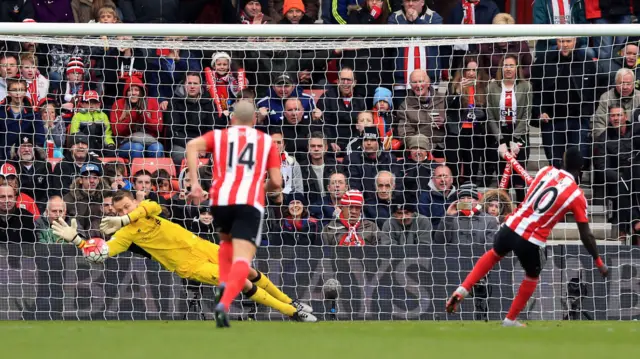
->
[291, 311, 317, 323]
[214, 303, 230, 328]
[445, 287, 468, 314]
[291, 299, 313, 314]
[502, 318, 527, 327]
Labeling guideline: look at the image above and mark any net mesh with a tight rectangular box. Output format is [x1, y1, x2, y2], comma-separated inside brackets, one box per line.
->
[0, 32, 637, 321]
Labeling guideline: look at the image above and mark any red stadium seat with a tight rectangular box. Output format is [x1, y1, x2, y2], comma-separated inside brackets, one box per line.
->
[179, 157, 210, 174]
[130, 158, 176, 177]
[48, 158, 62, 171]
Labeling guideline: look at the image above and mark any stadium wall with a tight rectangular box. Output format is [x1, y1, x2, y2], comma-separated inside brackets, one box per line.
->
[1, 244, 638, 321]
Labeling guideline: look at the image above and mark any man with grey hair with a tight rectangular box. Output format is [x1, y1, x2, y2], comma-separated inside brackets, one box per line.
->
[36, 196, 86, 243]
[364, 170, 396, 228]
[593, 67, 640, 138]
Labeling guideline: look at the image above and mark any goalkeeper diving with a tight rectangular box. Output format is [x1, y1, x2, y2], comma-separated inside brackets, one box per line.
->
[51, 189, 316, 322]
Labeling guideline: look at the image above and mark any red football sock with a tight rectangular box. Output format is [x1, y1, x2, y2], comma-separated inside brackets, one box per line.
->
[218, 240, 233, 284]
[219, 258, 251, 311]
[461, 249, 502, 292]
[506, 276, 538, 321]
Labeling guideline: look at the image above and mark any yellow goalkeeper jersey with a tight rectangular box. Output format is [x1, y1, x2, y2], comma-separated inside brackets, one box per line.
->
[107, 200, 219, 277]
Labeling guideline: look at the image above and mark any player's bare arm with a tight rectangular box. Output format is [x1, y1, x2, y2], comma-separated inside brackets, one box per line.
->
[185, 136, 208, 201]
[265, 166, 283, 195]
[577, 222, 608, 277]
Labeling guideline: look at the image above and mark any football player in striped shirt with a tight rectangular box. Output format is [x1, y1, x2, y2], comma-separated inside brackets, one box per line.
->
[446, 147, 608, 326]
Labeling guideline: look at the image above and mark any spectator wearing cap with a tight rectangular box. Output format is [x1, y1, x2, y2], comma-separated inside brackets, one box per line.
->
[0, 162, 40, 219]
[418, 164, 456, 228]
[70, 90, 116, 156]
[237, 0, 273, 24]
[402, 134, 433, 193]
[61, 57, 91, 105]
[63, 162, 109, 232]
[299, 132, 341, 205]
[0, 53, 19, 100]
[71, 0, 116, 23]
[120, 0, 179, 23]
[256, 72, 316, 129]
[433, 182, 499, 245]
[0, 1, 34, 22]
[372, 87, 396, 151]
[0, 184, 36, 243]
[40, 101, 68, 159]
[32, 0, 74, 22]
[363, 170, 395, 229]
[380, 194, 432, 245]
[165, 72, 216, 166]
[317, 67, 367, 152]
[110, 75, 164, 159]
[322, 189, 379, 246]
[190, 206, 217, 243]
[344, 126, 402, 197]
[205, 52, 245, 123]
[8, 133, 50, 210]
[309, 171, 348, 225]
[49, 134, 100, 196]
[271, 193, 321, 246]
[47, 43, 90, 92]
[147, 39, 202, 112]
[0, 78, 45, 161]
[271, 132, 303, 195]
[278, 0, 315, 23]
[36, 195, 85, 243]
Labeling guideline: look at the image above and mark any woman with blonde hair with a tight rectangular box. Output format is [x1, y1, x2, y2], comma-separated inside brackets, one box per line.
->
[479, 13, 532, 80]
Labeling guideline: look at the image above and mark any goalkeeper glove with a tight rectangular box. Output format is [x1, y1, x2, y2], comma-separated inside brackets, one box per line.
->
[100, 215, 131, 235]
[51, 218, 84, 246]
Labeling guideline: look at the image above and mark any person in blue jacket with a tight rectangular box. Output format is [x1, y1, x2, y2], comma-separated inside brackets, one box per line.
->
[255, 73, 315, 130]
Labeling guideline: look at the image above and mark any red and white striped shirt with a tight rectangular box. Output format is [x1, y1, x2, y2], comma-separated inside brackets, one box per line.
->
[203, 126, 280, 211]
[505, 166, 588, 247]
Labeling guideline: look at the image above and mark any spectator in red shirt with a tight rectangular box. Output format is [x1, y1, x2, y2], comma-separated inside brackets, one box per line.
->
[0, 162, 40, 219]
[110, 76, 164, 159]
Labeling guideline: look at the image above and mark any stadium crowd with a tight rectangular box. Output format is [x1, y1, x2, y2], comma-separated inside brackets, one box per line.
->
[0, 0, 639, 247]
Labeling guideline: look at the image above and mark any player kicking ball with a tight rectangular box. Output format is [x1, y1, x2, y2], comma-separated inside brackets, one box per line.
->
[446, 147, 608, 326]
[51, 191, 316, 323]
[185, 100, 285, 328]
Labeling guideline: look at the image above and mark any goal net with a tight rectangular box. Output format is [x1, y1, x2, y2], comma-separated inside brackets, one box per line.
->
[0, 23, 637, 321]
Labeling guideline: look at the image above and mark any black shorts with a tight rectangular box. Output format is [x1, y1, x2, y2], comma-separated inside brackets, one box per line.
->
[493, 226, 547, 278]
[211, 205, 263, 246]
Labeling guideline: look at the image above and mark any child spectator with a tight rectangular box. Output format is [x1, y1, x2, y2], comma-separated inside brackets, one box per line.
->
[372, 87, 395, 151]
[72, 0, 116, 23]
[110, 76, 163, 159]
[39, 100, 66, 159]
[70, 90, 115, 156]
[95, 5, 119, 23]
[20, 53, 49, 106]
[154, 169, 176, 201]
[191, 206, 216, 243]
[209, 52, 247, 118]
[103, 161, 132, 191]
[345, 110, 374, 156]
[481, 189, 514, 224]
[62, 57, 89, 105]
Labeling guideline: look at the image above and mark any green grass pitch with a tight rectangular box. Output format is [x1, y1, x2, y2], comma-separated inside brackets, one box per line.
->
[1, 321, 638, 359]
